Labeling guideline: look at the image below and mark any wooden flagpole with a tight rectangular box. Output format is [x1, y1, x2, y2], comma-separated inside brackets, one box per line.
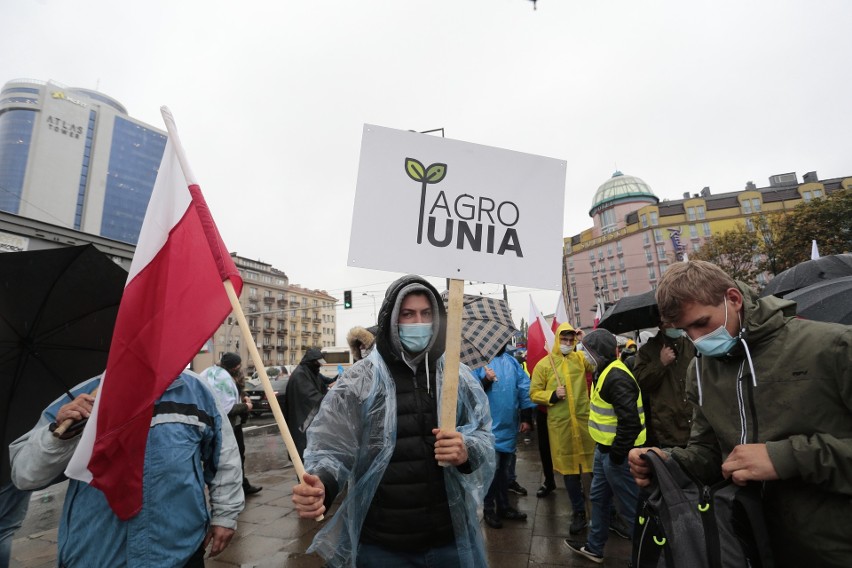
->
[224, 281, 322, 520]
[438, 278, 464, 465]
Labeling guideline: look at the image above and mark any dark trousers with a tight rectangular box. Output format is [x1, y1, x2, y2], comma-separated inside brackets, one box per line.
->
[536, 408, 555, 487]
[233, 423, 250, 486]
[484, 450, 513, 513]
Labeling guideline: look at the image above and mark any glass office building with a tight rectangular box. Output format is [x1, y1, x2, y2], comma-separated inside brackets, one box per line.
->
[0, 79, 166, 244]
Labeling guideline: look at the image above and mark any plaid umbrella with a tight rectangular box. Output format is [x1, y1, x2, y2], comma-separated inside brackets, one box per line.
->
[441, 292, 516, 370]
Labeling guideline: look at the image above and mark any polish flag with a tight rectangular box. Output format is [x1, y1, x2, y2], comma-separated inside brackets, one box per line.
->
[593, 300, 602, 329]
[551, 293, 569, 333]
[526, 296, 555, 376]
[66, 107, 242, 520]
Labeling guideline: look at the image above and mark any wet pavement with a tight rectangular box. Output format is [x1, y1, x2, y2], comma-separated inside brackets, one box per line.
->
[11, 419, 631, 567]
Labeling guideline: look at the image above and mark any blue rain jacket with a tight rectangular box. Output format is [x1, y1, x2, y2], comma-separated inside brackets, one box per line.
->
[474, 353, 537, 453]
[10, 372, 244, 568]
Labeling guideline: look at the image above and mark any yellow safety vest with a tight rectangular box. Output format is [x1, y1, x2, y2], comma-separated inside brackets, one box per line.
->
[588, 359, 646, 446]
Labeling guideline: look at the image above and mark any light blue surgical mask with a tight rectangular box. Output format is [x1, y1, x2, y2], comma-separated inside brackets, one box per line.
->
[691, 298, 739, 357]
[399, 323, 433, 353]
[664, 328, 684, 339]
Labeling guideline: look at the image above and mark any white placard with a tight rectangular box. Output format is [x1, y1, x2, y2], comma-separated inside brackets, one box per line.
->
[348, 125, 566, 290]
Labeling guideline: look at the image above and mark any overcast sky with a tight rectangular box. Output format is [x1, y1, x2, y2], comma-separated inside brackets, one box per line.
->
[3, 0, 851, 343]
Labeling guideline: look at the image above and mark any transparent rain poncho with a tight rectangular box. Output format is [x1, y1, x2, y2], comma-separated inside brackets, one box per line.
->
[304, 348, 496, 567]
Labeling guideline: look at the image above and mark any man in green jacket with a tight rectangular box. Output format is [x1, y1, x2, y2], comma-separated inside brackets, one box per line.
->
[633, 323, 696, 448]
[629, 260, 852, 568]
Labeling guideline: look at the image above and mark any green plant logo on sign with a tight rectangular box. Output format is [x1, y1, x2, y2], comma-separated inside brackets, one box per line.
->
[405, 157, 447, 244]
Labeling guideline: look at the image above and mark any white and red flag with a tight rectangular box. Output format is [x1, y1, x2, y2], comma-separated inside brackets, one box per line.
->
[66, 107, 242, 520]
[593, 300, 603, 329]
[552, 293, 569, 333]
[526, 295, 555, 376]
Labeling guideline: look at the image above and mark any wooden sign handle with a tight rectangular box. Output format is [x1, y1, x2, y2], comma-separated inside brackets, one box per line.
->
[438, 279, 464, 465]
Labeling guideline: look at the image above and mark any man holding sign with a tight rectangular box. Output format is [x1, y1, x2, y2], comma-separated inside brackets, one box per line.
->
[292, 275, 495, 567]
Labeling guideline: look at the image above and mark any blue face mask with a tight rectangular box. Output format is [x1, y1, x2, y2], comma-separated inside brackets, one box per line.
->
[399, 323, 433, 353]
[691, 298, 739, 357]
[664, 328, 684, 339]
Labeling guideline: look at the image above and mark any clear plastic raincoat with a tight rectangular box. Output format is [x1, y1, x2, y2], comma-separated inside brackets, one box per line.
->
[303, 339, 495, 567]
[529, 322, 596, 475]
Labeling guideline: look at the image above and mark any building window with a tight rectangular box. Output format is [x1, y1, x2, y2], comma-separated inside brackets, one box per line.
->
[697, 205, 706, 220]
[687, 207, 696, 221]
[654, 229, 664, 242]
[751, 198, 761, 212]
[601, 275, 608, 289]
[645, 250, 653, 262]
[648, 266, 656, 280]
[600, 208, 618, 234]
[802, 190, 812, 203]
[607, 243, 613, 257]
[643, 232, 650, 245]
[568, 257, 574, 270]
[703, 222, 711, 236]
[616, 240, 623, 254]
[660, 264, 668, 275]
[571, 283, 578, 297]
[613, 290, 620, 301]
[598, 247, 604, 260]
[619, 257, 625, 270]
[813, 189, 823, 198]
[742, 199, 752, 214]
[657, 245, 666, 260]
[745, 218, 755, 232]
[690, 225, 699, 238]
[249, 287, 258, 299]
[621, 272, 628, 286]
[650, 211, 658, 226]
[589, 251, 595, 261]
[640, 214, 648, 228]
[609, 260, 616, 272]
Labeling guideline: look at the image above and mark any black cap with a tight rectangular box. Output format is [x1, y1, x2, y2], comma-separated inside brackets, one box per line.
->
[221, 352, 241, 370]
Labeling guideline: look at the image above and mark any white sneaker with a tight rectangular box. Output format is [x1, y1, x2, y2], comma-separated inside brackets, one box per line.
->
[564, 539, 604, 564]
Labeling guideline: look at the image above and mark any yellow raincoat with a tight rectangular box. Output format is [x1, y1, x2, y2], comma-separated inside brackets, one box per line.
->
[530, 323, 596, 475]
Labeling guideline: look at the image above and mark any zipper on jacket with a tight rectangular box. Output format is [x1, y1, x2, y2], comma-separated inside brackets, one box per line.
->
[736, 361, 747, 446]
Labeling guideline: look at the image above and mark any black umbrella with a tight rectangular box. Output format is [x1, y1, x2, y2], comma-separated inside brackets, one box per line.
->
[785, 276, 852, 325]
[0, 244, 126, 484]
[760, 253, 852, 298]
[441, 292, 517, 370]
[597, 290, 660, 334]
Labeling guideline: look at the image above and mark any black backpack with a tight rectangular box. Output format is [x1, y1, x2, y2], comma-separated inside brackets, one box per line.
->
[632, 451, 775, 568]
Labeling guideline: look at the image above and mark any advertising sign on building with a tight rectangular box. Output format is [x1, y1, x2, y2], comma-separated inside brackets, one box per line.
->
[349, 125, 566, 290]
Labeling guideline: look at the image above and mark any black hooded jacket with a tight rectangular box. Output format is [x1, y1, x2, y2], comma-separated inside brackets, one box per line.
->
[359, 275, 456, 551]
[582, 330, 644, 464]
[284, 349, 327, 459]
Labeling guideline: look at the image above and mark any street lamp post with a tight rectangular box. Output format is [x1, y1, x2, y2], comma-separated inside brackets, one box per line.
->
[362, 293, 378, 323]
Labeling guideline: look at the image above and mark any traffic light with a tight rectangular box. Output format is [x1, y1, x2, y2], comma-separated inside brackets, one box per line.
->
[343, 290, 352, 309]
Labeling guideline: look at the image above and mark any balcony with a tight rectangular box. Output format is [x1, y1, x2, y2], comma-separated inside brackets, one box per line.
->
[277, 329, 288, 336]
[277, 298, 288, 307]
[301, 331, 311, 337]
[301, 344, 311, 351]
[312, 332, 321, 338]
[263, 296, 274, 305]
[276, 345, 287, 351]
[312, 317, 322, 324]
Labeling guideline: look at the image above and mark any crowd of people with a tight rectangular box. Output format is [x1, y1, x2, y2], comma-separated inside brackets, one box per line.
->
[5, 260, 851, 567]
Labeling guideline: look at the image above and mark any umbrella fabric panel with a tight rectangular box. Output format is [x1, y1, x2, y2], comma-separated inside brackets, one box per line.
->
[785, 276, 852, 325]
[0, 245, 126, 484]
[442, 292, 517, 371]
[761, 254, 852, 298]
[597, 290, 660, 334]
